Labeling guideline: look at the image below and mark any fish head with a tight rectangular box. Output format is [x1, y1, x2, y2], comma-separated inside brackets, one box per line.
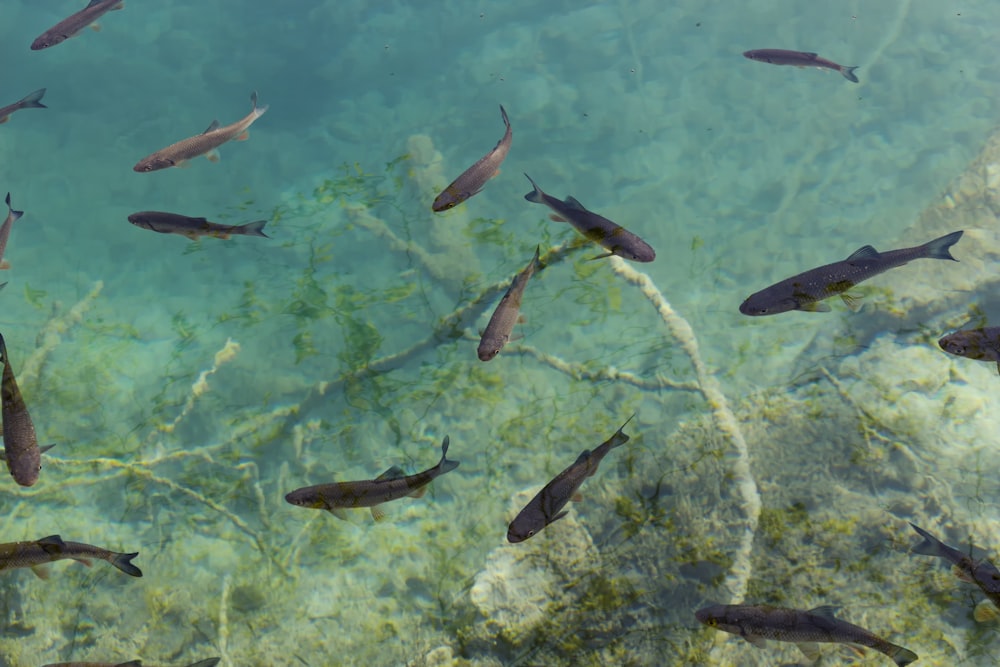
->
[739, 294, 797, 316]
[30, 34, 65, 51]
[7, 452, 41, 487]
[938, 331, 992, 360]
[506, 521, 539, 543]
[127, 214, 155, 230]
[133, 156, 175, 173]
[694, 604, 732, 631]
[477, 337, 504, 362]
[284, 489, 328, 510]
[971, 560, 1000, 594]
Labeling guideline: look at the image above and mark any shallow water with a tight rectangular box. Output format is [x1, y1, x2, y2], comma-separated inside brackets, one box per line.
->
[1, 1, 999, 666]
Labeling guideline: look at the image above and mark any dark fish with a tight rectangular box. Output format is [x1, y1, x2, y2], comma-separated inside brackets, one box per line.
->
[743, 49, 859, 83]
[42, 660, 220, 667]
[507, 415, 633, 543]
[938, 327, 1000, 374]
[0, 193, 24, 270]
[0, 534, 141, 577]
[740, 230, 963, 316]
[478, 246, 540, 361]
[285, 436, 459, 521]
[134, 92, 268, 172]
[696, 603, 918, 666]
[432, 105, 511, 211]
[910, 522, 1000, 615]
[0, 332, 52, 487]
[523, 174, 655, 262]
[0, 89, 46, 124]
[31, 0, 124, 51]
[128, 211, 269, 240]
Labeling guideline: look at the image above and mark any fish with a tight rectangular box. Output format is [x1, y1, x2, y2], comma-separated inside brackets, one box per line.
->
[523, 174, 656, 262]
[0, 534, 141, 577]
[695, 603, 918, 666]
[0, 89, 47, 124]
[743, 49, 859, 83]
[128, 211, 269, 240]
[284, 436, 459, 521]
[43, 661, 220, 667]
[0, 332, 53, 487]
[507, 415, 633, 543]
[938, 327, 1000, 374]
[432, 105, 511, 211]
[133, 92, 268, 172]
[909, 522, 1000, 620]
[31, 0, 124, 51]
[478, 246, 541, 361]
[0, 193, 24, 270]
[740, 230, 963, 316]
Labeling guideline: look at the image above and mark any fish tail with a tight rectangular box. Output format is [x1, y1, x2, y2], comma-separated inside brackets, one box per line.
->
[908, 522, 947, 557]
[889, 645, 919, 666]
[523, 173, 544, 203]
[437, 435, 460, 474]
[239, 220, 269, 238]
[611, 413, 636, 448]
[841, 66, 860, 83]
[499, 104, 510, 129]
[920, 230, 963, 261]
[111, 551, 143, 577]
[250, 90, 269, 118]
[18, 88, 46, 109]
[4, 193, 23, 222]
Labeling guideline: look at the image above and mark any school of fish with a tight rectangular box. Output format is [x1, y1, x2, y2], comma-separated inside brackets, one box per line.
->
[2, 3, 998, 666]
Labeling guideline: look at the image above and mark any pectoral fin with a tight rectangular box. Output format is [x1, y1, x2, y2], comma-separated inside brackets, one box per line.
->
[795, 642, 820, 660]
[839, 293, 863, 311]
[370, 506, 387, 522]
[798, 301, 831, 312]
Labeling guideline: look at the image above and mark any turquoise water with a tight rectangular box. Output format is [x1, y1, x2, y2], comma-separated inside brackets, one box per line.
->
[2, 1, 1000, 665]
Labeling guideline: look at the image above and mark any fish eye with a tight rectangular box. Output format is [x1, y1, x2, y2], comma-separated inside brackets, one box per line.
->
[705, 618, 718, 627]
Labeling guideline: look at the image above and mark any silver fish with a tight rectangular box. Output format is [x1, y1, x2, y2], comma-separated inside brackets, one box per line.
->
[285, 436, 459, 521]
[128, 211, 269, 240]
[0, 332, 52, 487]
[0, 89, 46, 124]
[696, 603, 918, 666]
[432, 105, 511, 211]
[743, 49, 859, 83]
[740, 230, 963, 316]
[43, 660, 219, 667]
[507, 415, 632, 543]
[938, 327, 1000, 374]
[523, 174, 655, 262]
[31, 0, 124, 51]
[478, 246, 540, 361]
[0, 534, 141, 577]
[0, 193, 24, 270]
[134, 92, 268, 172]
[910, 522, 1000, 611]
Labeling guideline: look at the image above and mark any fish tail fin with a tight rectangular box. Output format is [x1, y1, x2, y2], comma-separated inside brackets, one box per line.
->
[19, 88, 46, 109]
[250, 91, 269, 118]
[437, 435, 460, 474]
[499, 104, 510, 129]
[921, 230, 963, 261]
[611, 413, 636, 448]
[890, 645, 919, 666]
[841, 66, 860, 83]
[111, 551, 143, 577]
[5, 193, 23, 222]
[908, 522, 947, 557]
[523, 173, 544, 203]
[239, 220, 269, 238]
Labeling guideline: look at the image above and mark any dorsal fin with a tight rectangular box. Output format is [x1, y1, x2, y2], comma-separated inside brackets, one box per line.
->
[573, 449, 592, 465]
[37, 535, 66, 554]
[202, 120, 220, 134]
[375, 465, 406, 481]
[807, 605, 840, 619]
[563, 196, 587, 211]
[845, 245, 880, 261]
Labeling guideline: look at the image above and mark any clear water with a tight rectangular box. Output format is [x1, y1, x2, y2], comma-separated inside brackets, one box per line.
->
[1, 1, 999, 665]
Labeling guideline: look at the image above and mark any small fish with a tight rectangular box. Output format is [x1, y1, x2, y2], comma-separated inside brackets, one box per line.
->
[134, 92, 268, 172]
[128, 211, 269, 240]
[0, 332, 53, 487]
[909, 522, 1000, 620]
[478, 246, 541, 361]
[0, 193, 24, 270]
[285, 436, 459, 521]
[31, 0, 124, 51]
[696, 603, 918, 666]
[743, 49, 859, 83]
[45, 660, 219, 667]
[0, 89, 46, 124]
[507, 415, 633, 543]
[0, 534, 141, 577]
[938, 327, 1000, 374]
[740, 230, 963, 316]
[432, 105, 511, 211]
[523, 174, 655, 262]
